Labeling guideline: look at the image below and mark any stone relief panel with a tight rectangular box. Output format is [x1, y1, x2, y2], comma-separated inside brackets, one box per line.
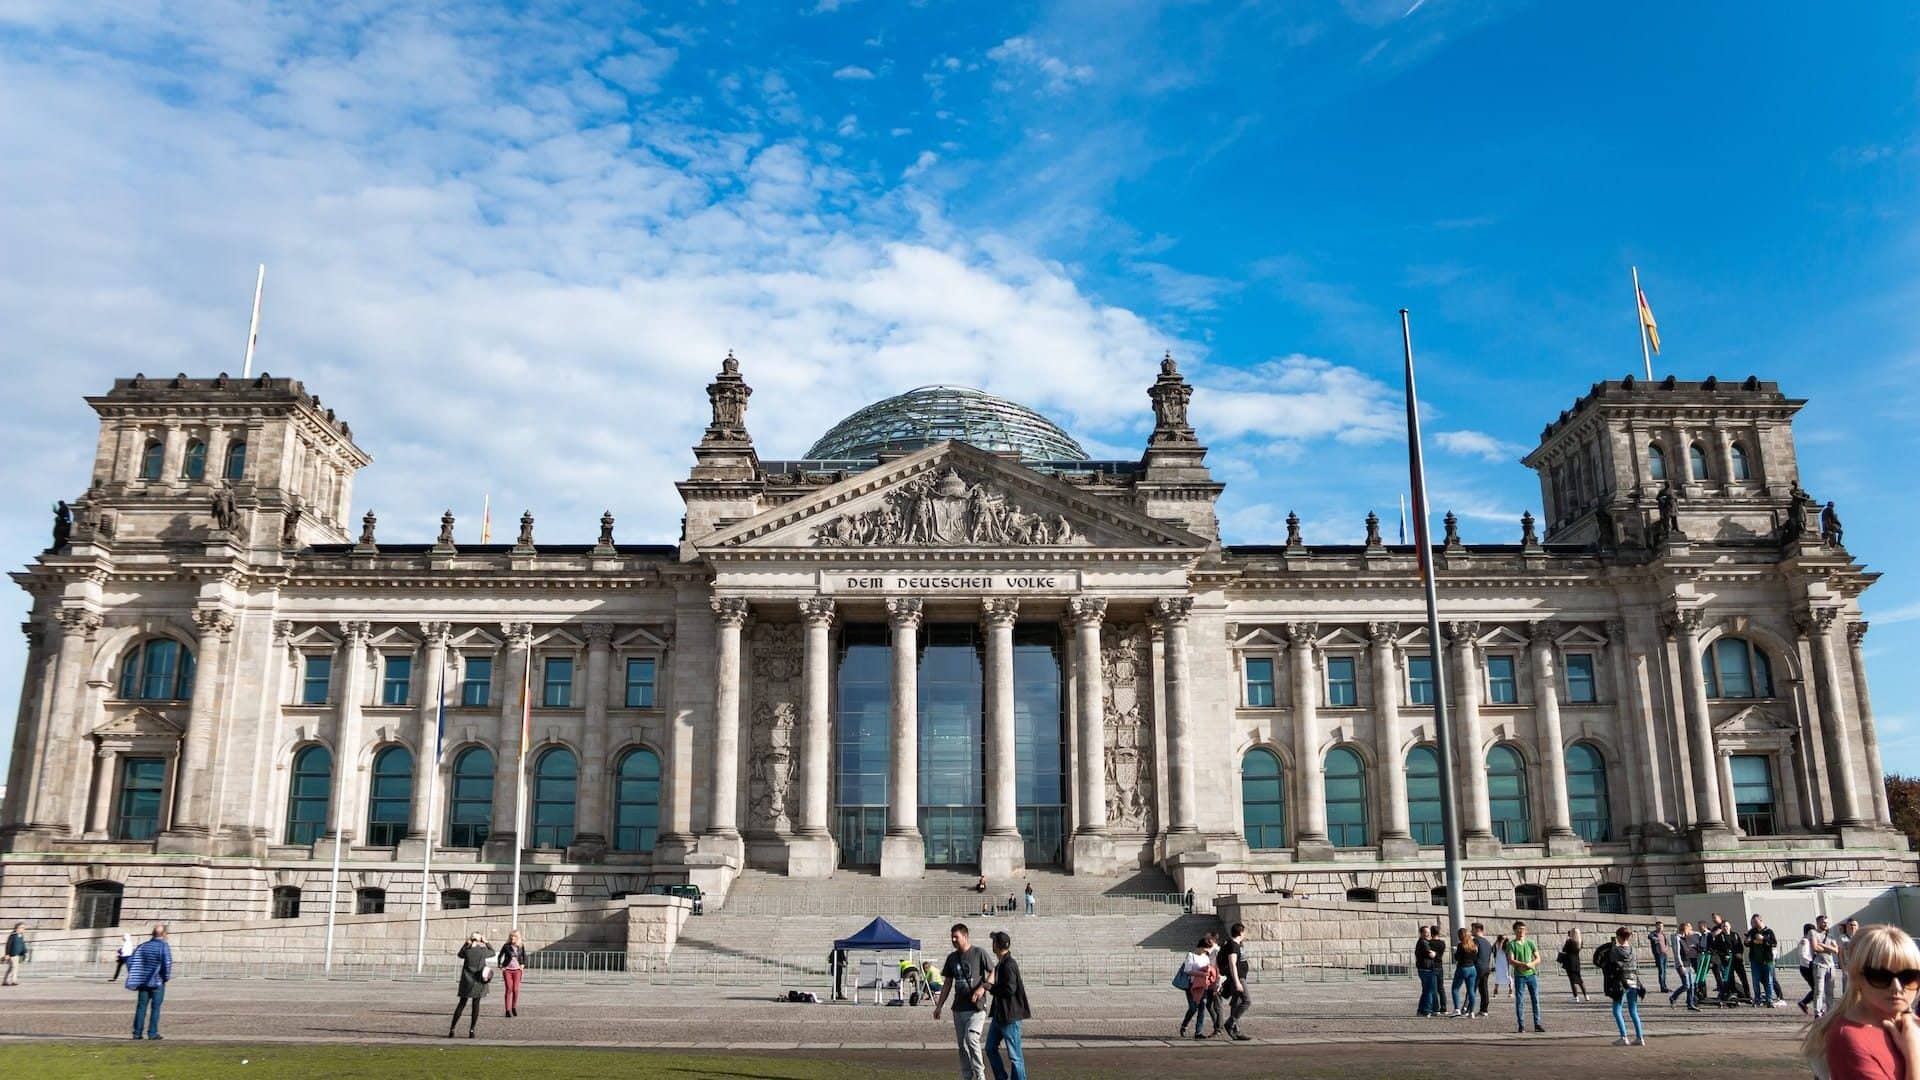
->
[810, 467, 1087, 547]
[1101, 620, 1157, 834]
[747, 620, 802, 835]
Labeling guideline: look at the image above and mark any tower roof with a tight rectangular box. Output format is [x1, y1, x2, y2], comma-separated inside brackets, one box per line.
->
[803, 385, 1087, 462]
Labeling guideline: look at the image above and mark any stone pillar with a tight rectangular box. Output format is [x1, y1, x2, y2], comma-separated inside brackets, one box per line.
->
[706, 598, 749, 842]
[1805, 607, 1866, 830]
[164, 608, 234, 842]
[1603, 620, 1657, 837]
[486, 622, 532, 856]
[85, 743, 115, 837]
[789, 598, 839, 877]
[1846, 622, 1893, 827]
[27, 610, 101, 834]
[571, 621, 614, 858]
[1446, 621, 1498, 855]
[1286, 622, 1332, 859]
[881, 598, 925, 879]
[1668, 608, 1732, 844]
[980, 598, 1024, 877]
[1156, 598, 1202, 852]
[332, 620, 371, 841]
[403, 622, 450, 852]
[1066, 597, 1114, 873]
[1717, 749, 1741, 834]
[1369, 622, 1416, 858]
[1528, 621, 1580, 854]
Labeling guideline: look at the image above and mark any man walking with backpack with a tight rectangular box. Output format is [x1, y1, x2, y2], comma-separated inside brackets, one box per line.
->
[124, 924, 172, 1040]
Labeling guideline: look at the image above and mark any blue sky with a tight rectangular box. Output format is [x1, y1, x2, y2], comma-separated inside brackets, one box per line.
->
[1, 1, 1917, 776]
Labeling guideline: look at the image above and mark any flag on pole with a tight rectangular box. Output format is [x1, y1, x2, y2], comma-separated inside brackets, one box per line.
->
[1637, 283, 1661, 355]
[1398, 494, 1407, 544]
[435, 656, 447, 764]
[481, 494, 492, 544]
[518, 639, 532, 766]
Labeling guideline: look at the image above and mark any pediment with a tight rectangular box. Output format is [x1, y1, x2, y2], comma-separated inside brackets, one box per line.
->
[92, 708, 184, 741]
[1713, 702, 1794, 734]
[703, 442, 1207, 554]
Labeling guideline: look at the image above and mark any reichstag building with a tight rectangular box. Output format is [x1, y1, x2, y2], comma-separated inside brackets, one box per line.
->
[2, 355, 1909, 929]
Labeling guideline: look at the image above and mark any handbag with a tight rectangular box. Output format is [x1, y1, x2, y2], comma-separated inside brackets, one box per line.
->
[1172, 964, 1191, 991]
[481, 964, 494, 983]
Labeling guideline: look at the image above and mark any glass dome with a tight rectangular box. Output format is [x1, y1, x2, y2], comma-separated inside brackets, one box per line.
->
[804, 385, 1087, 462]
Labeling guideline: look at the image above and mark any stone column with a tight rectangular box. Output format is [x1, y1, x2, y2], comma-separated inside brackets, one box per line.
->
[980, 598, 1024, 877]
[165, 608, 234, 840]
[1369, 622, 1416, 858]
[332, 620, 371, 841]
[881, 598, 925, 879]
[1067, 597, 1113, 873]
[1846, 622, 1892, 827]
[1603, 620, 1656, 836]
[404, 622, 450, 850]
[789, 598, 839, 877]
[1528, 621, 1580, 853]
[1805, 607, 1865, 829]
[706, 598, 749, 841]
[1446, 621, 1498, 853]
[1286, 622, 1331, 858]
[27, 610, 101, 833]
[571, 621, 614, 857]
[1716, 749, 1741, 834]
[85, 743, 115, 837]
[1668, 608, 1730, 841]
[487, 622, 532, 856]
[1156, 598, 1201, 848]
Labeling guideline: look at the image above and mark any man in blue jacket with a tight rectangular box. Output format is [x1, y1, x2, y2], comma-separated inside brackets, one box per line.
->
[124, 924, 172, 1040]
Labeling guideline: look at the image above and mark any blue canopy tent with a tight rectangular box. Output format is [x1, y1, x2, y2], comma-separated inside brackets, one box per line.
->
[830, 918, 922, 1003]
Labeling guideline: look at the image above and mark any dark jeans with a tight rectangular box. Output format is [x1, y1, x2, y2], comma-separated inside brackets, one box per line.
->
[1417, 968, 1443, 1015]
[1181, 995, 1208, 1034]
[1653, 953, 1670, 993]
[132, 984, 165, 1038]
[1451, 967, 1479, 1014]
[1751, 960, 1775, 1005]
[1204, 988, 1225, 1033]
[985, 1017, 1026, 1080]
[1669, 960, 1697, 1008]
[1227, 987, 1252, 1030]
[1474, 968, 1493, 1013]
[1513, 973, 1541, 1029]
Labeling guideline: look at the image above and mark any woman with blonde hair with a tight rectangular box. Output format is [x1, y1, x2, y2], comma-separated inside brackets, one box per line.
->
[1802, 924, 1920, 1079]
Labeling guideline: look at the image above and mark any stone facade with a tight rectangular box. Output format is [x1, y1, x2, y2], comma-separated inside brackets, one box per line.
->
[2, 361, 1911, 932]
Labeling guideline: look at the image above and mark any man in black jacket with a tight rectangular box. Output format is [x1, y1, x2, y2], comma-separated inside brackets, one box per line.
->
[1218, 922, 1252, 1040]
[1471, 922, 1496, 1017]
[984, 931, 1030, 1080]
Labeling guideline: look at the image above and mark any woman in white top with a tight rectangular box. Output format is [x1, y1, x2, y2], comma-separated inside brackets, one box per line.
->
[111, 932, 136, 982]
[1179, 936, 1218, 1040]
[1490, 933, 1513, 1001]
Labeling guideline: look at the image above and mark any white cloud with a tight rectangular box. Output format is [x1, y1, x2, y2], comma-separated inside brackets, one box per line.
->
[1193, 355, 1403, 448]
[987, 36, 1093, 94]
[1434, 429, 1525, 463]
[902, 150, 938, 179]
[1869, 601, 1920, 626]
[832, 65, 875, 81]
[836, 113, 859, 137]
[595, 35, 679, 95]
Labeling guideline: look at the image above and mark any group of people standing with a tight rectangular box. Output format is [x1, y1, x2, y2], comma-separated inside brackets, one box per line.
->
[1654, 912, 1794, 1011]
[1415, 920, 1649, 1045]
[1175, 922, 1253, 1041]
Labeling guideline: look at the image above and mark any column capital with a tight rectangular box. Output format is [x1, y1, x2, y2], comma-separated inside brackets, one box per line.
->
[420, 620, 452, 646]
[1799, 605, 1840, 635]
[980, 597, 1020, 628]
[1284, 621, 1317, 647]
[273, 619, 295, 642]
[711, 597, 751, 627]
[1366, 620, 1398, 645]
[1443, 620, 1480, 647]
[56, 608, 104, 637]
[581, 621, 616, 647]
[339, 619, 372, 645]
[1847, 621, 1869, 648]
[800, 597, 837, 628]
[1151, 596, 1193, 627]
[192, 608, 236, 641]
[1068, 596, 1107, 627]
[885, 597, 923, 629]
[501, 621, 534, 647]
[21, 620, 43, 650]
[1661, 606, 1705, 638]
[1526, 619, 1560, 646]
[1604, 618, 1627, 644]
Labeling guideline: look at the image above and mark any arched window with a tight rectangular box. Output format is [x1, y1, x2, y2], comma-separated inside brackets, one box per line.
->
[182, 439, 207, 480]
[1324, 747, 1369, 848]
[1239, 748, 1286, 850]
[440, 888, 471, 911]
[525, 888, 557, 905]
[285, 744, 332, 845]
[138, 441, 164, 480]
[1730, 442, 1751, 480]
[1566, 742, 1611, 843]
[531, 747, 578, 849]
[117, 638, 196, 701]
[1513, 883, 1547, 910]
[1345, 887, 1378, 903]
[365, 746, 413, 847]
[1703, 637, 1774, 699]
[1486, 745, 1532, 844]
[448, 747, 494, 848]
[1596, 882, 1627, 914]
[271, 885, 301, 919]
[73, 881, 124, 929]
[1689, 443, 1710, 481]
[1647, 444, 1667, 482]
[614, 748, 662, 853]
[1405, 745, 1444, 846]
[355, 887, 386, 915]
[223, 440, 247, 479]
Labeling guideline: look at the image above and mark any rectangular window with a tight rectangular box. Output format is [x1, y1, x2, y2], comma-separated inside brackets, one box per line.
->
[1731, 754, 1777, 836]
[1407, 654, 1435, 706]
[461, 656, 492, 707]
[1486, 655, 1518, 704]
[1325, 656, 1357, 707]
[1244, 656, 1275, 708]
[625, 657, 656, 709]
[1564, 654, 1597, 704]
[381, 655, 412, 706]
[301, 655, 332, 705]
[542, 656, 574, 708]
[114, 757, 167, 841]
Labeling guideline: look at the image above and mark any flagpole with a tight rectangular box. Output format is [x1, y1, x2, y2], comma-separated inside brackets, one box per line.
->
[323, 805, 343, 975]
[242, 264, 265, 378]
[1401, 309, 1466, 943]
[511, 640, 530, 932]
[416, 656, 446, 974]
[481, 495, 492, 545]
[1632, 266, 1653, 380]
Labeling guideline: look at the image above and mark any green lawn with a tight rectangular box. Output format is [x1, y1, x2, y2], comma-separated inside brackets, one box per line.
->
[0, 1044, 925, 1079]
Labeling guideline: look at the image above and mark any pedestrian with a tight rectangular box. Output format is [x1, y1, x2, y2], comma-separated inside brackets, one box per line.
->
[449, 931, 490, 1038]
[1648, 920, 1671, 994]
[498, 928, 528, 1018]
[124, 924, 171, 1040]
[1506, 921, 1545, 1033]
[1746, 914, 1778, 1009]
[1202, 931, 1227, 1037]
[1557, 928, 1590, 1002]
[975, 874, 989, 894]
[1799, 924, 1920, 1080]
[1023, 882, 1035, 917]
[984, 930, 1030, 1080]
[1601, 925, 1646, 1047]
[1804, 915, 1841, 1016]
[1450, 927, 1480, 1018]
[1471, 923, 1495, 1017]
[111, 931, 135, 982]
[1413, 924, 1442, 1017]
[1668, 920, 1701, 1011]
[1218, 920, 1252, 1039]
[933, 922, 996, 1080]
[2, 924, 26, 986]
[1838, 917, 1860, 997]
[1006, 892, 1017, 914]
[1176, 934, 1217, 1039]
[1489, 933, 1511, 1006]
[832, 947, 849, 1001]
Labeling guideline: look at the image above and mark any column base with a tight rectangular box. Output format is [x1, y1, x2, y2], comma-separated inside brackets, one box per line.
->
[652, 831, 696, 868]
[685, 848, 742, 908]
[566, 833, 609, 864]
[1378, 834, 1421, 860]
[1544, 830, 1585, 857]
[979, 832, 1025, 879]
[787, 833, 839, 878]
[154, 826, 213, 855]
[481, 833, 519, 862]
[1690, 824, 1740, 851]
[1293, 833, 1336, 862]
[1837, 824, 1893, 849]
[880, 833, 925, 879]
[1067, 831, 1116, 875]
[1160, 828, 1209, 860]
[1166, 849, 1221, 911]
[1462, 833, 1503, 858]
[396, 834, 431, 860]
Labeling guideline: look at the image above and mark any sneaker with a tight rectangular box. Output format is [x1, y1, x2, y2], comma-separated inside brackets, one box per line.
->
[1799, 1002, 1810, 1015]
[1230, 1031, 1251, 1042]
[1533, 1024, 1547, 1033]
[1516, 1026, 1526, 1034]
[1635, 1036, 1649, 1046]
[1612, 1037, 1631, 1046]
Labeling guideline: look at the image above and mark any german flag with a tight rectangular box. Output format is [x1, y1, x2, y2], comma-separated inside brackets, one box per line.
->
[1637, 285, 1661, 354]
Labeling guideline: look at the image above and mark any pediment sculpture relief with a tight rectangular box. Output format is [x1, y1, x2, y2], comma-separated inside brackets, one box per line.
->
[810, 467, 1087, 547]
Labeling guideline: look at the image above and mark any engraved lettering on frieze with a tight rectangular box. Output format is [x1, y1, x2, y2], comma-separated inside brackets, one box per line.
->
[811, 468, 1083, 547]
[747, 620, 801, 834]
[1101, 621, 1156, 834]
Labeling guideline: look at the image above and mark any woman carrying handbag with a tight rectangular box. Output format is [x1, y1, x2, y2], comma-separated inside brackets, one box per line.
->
[1177, 935, 1219, 1040]
[449, 932, 491, 1038]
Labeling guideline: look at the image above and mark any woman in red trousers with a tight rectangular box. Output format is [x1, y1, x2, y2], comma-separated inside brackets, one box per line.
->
[497, 930, 529, 1018]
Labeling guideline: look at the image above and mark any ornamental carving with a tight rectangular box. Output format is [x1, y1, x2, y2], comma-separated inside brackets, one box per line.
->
[1101, 621, 1156, 835]
[810, 468, 1084, 547]
[747, 620, 802, 834]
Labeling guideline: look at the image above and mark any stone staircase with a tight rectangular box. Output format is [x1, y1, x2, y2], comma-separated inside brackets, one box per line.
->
[667, 866, 1220, 987]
